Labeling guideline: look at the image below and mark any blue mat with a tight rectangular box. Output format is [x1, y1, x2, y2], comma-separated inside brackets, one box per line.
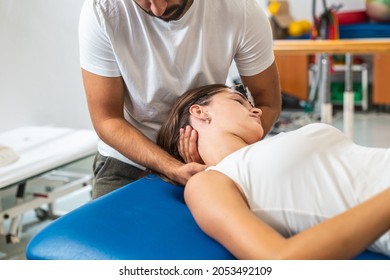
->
[290, 22, 390, 39]
[26, 175, 390, 260]
[339, 23, 390, 38]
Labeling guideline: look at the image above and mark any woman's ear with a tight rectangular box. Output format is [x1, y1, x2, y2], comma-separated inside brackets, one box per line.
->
[189, 104, 207, 122]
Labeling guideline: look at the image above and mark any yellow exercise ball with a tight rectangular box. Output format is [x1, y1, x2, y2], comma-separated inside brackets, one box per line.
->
[298, 20, 312, 33]
[288, 20, 311, 37]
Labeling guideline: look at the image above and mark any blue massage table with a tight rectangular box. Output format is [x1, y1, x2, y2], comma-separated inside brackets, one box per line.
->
[26, 175, 390, 260]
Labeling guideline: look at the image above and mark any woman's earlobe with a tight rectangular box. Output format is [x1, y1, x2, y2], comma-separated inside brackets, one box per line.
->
[205, 114, 211, 124]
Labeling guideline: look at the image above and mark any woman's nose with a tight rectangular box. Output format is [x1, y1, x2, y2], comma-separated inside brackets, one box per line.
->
[251, 107, 262, 116]
[150, 0, 167, 16]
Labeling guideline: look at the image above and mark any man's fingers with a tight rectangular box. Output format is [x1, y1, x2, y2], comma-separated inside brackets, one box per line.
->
[189, 129, 203, 163]
[175, 162, 207, 186]
[178, 128, 185, 160]
[179, 126, 192, 162]
[178, 126, 203, 164]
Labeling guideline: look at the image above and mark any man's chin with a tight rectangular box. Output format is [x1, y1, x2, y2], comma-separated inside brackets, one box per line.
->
[160, 11, 180, 21]
[160, 9, 182, 21]
[160, 0, 189, 21]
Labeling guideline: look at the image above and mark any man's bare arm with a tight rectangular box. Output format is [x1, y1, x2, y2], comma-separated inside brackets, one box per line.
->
[241, 61, 282, 137]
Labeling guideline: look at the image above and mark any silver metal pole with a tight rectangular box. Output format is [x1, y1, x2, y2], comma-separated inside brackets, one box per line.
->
[343, 53, 354, 139]
[320, 54, 333, 124]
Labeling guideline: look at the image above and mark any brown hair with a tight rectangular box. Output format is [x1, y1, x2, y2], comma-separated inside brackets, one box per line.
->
[157, 84, 229, 162]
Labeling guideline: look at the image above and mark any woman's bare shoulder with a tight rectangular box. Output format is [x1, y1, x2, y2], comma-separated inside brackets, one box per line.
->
[185, 170, 234, 195]
[184, 170, 246, 214]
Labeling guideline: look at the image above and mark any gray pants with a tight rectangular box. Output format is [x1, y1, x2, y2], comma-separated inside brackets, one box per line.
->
[92, 152, 148, 199]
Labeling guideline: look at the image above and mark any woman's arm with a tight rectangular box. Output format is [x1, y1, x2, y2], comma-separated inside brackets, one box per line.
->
[184, 171, 390, 260]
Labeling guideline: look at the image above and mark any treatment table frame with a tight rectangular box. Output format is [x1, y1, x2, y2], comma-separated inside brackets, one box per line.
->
[0, 126, 97, 244]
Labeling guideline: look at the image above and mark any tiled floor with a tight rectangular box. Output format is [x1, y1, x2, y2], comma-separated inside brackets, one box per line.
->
[0, 110, 389, 260]
[333, 111, 390, 148]
[272, 109, 390, 148]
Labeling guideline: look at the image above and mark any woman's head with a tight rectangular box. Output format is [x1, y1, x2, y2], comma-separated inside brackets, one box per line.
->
[157, 84, 263, 163]
[157, 84, 228, 162]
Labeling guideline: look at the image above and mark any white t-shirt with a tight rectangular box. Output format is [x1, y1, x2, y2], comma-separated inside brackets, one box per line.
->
[79, 0, 274, 168]
[208, 123, 390, 256]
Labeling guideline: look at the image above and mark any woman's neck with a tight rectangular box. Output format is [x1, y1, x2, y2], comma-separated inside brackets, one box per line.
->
[197, 131, 248, 166]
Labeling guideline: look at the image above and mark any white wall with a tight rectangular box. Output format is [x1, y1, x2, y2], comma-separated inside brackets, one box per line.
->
[0, 0, 91, 133]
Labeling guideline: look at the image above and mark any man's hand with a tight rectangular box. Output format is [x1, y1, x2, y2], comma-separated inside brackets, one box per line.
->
[165, 125, 207, 186]
[171, 162, 207, 186]
[178, 125, 204, 164]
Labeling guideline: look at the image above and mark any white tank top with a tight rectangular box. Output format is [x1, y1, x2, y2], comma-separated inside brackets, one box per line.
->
[208, 123, 390, 256]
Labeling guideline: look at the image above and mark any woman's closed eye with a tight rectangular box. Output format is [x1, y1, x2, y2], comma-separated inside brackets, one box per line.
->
[233, 96, 252, 108]
[231, 94, 245, 103]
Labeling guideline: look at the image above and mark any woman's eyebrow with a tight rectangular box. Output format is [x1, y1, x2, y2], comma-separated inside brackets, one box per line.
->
[229, 91, 250, 103]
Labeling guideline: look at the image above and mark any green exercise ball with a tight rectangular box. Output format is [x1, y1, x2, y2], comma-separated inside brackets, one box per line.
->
[366, 0, 390, 22]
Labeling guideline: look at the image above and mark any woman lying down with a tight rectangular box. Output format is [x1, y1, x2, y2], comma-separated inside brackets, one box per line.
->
[156, 84, 390, 260]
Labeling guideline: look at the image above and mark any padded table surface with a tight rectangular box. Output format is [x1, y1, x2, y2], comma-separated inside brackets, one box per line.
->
[0, 126, 98, 189]
[26, 175, 234, 260]
[0, 126, 98, 243]
[26, 175, 390, 260]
